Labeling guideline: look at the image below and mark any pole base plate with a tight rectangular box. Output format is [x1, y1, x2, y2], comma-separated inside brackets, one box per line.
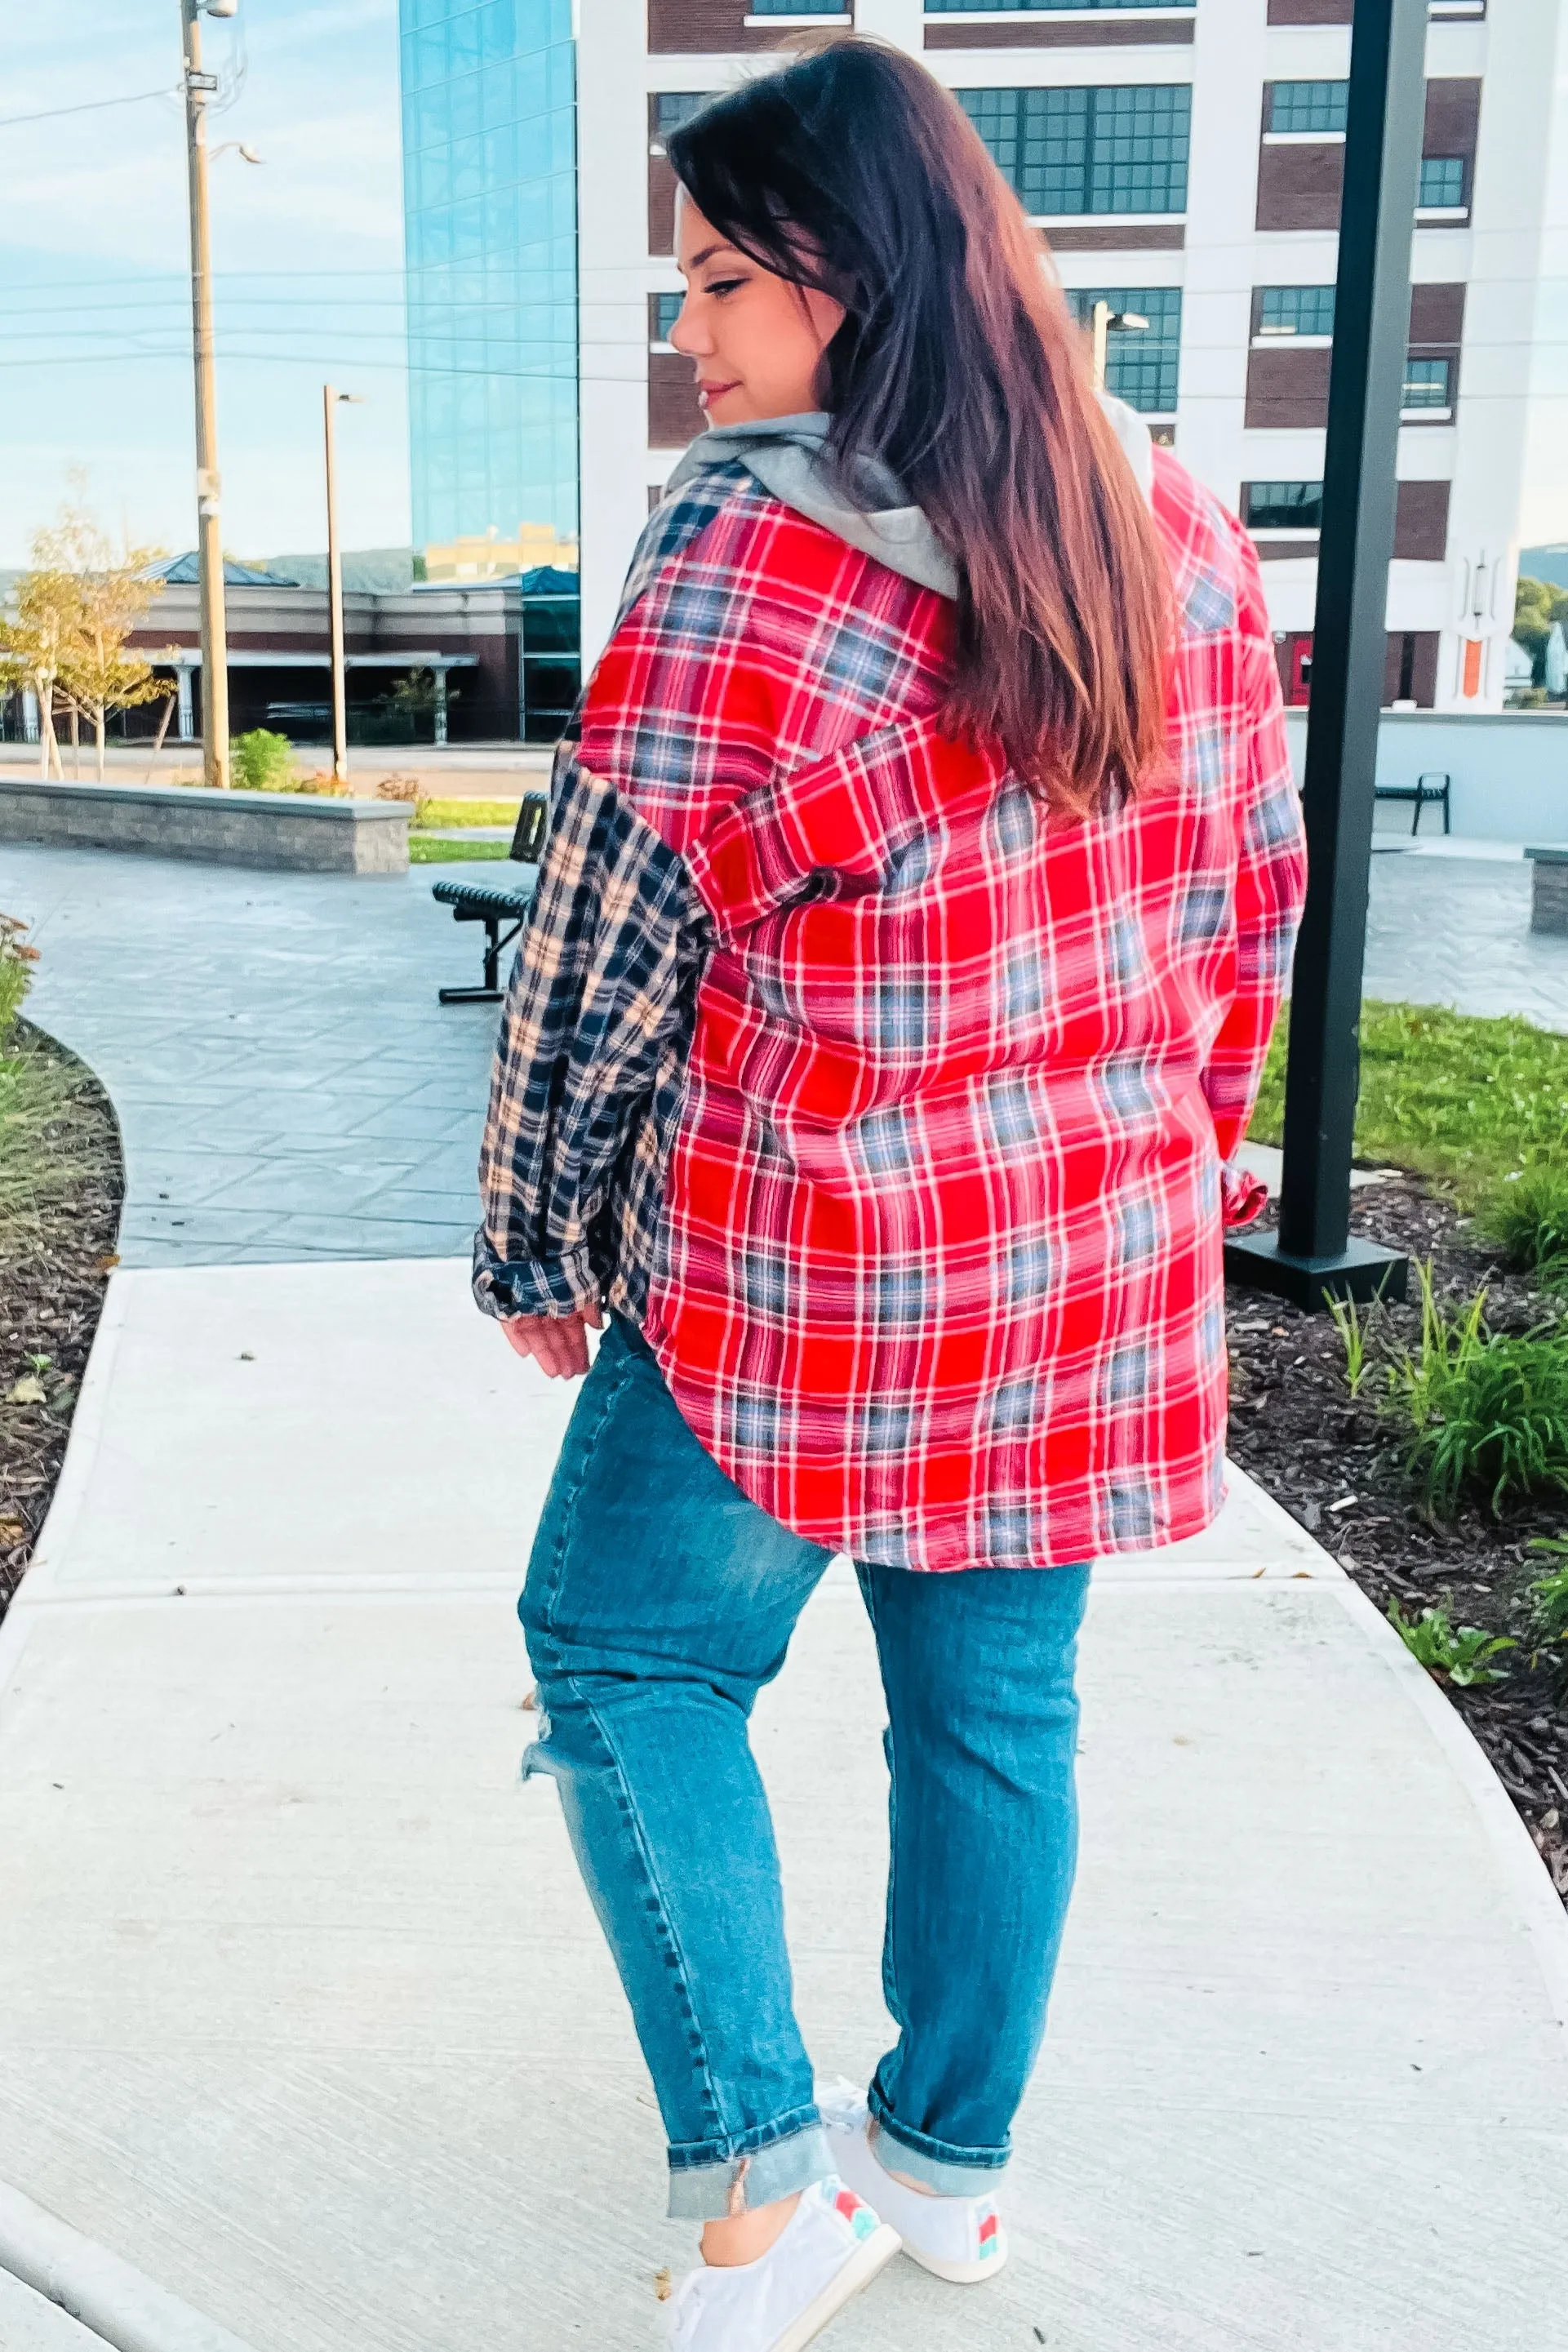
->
[1224, 1231, 1409, 1311]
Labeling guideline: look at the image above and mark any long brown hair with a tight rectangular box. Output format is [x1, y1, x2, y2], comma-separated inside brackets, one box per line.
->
[667, 39, 1171, 818]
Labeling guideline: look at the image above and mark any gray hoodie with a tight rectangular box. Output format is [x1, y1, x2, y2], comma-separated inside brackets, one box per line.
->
[664, 397, 1157, 599]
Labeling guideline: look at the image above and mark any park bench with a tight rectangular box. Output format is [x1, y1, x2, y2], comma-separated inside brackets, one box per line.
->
[432, 790, 549, 1003]
[1375, 770, 1450, 837]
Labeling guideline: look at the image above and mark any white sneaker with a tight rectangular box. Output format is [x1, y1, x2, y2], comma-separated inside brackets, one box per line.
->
[818, 2081, 1007, 2286]
[662, 2174, 901, 2351]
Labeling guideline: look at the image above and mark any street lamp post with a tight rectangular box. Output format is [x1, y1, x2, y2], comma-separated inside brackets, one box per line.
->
[180, 0, 230, 788]
[1090, 300, 1148, 393]
[322, 386, 366, 788]
[1225, 0, 1427, 1311]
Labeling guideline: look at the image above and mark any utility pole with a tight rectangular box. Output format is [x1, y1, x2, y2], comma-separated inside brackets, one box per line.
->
[180, 0, 230, 788]
[1225, 0, 1425, 1309]
[322, 386, 366, 786]
[323, 385, 347, 785]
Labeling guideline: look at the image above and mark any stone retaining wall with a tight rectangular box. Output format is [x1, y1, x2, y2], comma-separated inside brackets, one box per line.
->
[0, 779, 409, 874]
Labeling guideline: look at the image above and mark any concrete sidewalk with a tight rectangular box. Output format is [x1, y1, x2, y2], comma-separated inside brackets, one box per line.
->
[2, 1256, 1565, 2352]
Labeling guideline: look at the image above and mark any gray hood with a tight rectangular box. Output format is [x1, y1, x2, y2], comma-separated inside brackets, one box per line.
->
[664, 397, 1156, 601]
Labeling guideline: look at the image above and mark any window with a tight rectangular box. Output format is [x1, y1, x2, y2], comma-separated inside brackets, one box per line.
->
[653, 91, 714, 140]
[1419, 155, 1466, 207]
[1064, 287, 1182, 413]
[749, 0, 844, 9]
[1265, 81, 1348, 135]
[1257, 285, 1336, 339]
[1244, 481, 1323, 531]
[652, 291, 683, 342]
[958, 85, 1190, 216]
[929, 0, 1193, 10]
[1402, 356, 1452, 409]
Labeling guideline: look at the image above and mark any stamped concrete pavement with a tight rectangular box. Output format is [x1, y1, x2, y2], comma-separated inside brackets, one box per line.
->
[0, 840, 499, 1268]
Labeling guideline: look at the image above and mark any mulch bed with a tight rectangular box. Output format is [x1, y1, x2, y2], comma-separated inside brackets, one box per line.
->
[1226, 1172, 1568, 1910]
[0, 1024, 123, 1624]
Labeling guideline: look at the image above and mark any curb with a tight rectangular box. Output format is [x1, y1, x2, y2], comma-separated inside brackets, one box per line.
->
[1335, 1576, 1568, 2028]
[0, 2179, 261, 2352]
[0, 1267, 131, 1701]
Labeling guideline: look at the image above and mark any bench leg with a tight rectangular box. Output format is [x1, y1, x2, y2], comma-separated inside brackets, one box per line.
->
[1411, 796, 1422, 838]
[438, 913, 525, 1006]
[439, 914, 504, 1005]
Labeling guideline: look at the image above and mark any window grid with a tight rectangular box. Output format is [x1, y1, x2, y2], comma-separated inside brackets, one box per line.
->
[1266, 80, 1348, 135]
[1064, 287, 1182, 413]
[1257, 284, 1336, 338]
[1244, 481, 1324, 532]
[928, 0, 1193, 10]
[958, 84, 1190, 216]
[749, 0, 844, 10]
[1419, 155, 1466, 207]
[654, 91, 715, 136]
[653, 291, 683, 342]
[1403, 357, 1453, 408]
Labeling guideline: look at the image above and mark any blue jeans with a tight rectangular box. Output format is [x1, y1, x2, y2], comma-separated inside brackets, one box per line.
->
[521, 1315, 1089, 2222]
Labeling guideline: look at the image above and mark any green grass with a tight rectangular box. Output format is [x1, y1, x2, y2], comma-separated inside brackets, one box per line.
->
[0, 914, 36, 1038]
[414, 797, 523, 829]
[409, 836, 511, 863]
[1477, 1165, 1568, 1284]
[1250, 1000, 1568, 1194]
[0, 1025, 119, 1250]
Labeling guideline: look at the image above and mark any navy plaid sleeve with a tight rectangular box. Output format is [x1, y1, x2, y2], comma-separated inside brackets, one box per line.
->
[473, 754, 706, 1320]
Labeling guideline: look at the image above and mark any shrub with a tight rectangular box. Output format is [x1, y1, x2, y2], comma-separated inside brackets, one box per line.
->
[1478, 1165, 1568, 1284]
[1387, 1601, 1515, 1686]
[0, 914, 39, 1041]
[1527, 1538, 1568, 1678]
[1384, 1266, 1568, 1514]
[230, 728, 299, 792]
[374, 773, 420, 803]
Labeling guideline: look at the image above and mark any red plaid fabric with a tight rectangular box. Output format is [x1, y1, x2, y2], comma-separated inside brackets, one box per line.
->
[484, 449, 1306, 1571]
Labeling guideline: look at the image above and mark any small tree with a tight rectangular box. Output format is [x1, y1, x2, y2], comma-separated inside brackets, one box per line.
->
[42, 506, 168, 781]
[0, 558, 78, 780]
[1513, 574, 1568, 686]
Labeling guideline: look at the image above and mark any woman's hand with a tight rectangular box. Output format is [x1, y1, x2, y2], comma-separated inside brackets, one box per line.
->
[500, 1301, 604, 1381]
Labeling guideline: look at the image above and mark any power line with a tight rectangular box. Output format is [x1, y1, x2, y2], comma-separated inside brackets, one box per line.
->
[0, 84, 179, 131]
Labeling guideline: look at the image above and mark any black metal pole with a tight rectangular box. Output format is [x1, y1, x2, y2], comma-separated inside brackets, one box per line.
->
[1226, 0, 1426, 1310]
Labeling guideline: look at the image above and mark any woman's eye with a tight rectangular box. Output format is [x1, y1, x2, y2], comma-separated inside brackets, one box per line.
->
[706, 276, 746, 298]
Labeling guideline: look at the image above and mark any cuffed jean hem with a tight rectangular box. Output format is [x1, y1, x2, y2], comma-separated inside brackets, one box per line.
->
[868, 2086, 1009, 2197]
[667, 2119, 833, 2221]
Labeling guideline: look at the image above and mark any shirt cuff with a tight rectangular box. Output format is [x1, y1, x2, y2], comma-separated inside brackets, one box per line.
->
[471, 1229, 597, 1319]
[1219, 1160, 1270, 1231]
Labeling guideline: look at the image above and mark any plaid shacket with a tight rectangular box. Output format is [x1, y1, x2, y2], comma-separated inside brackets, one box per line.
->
[476, 448, 1307, 1571]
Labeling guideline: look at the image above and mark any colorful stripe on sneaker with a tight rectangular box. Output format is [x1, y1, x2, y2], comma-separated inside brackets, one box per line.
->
[977, 2208, 1001, 2258]
[824, 2181, 881, 2243]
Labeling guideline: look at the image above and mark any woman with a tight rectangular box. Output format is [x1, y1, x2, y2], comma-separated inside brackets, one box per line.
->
[474, 38, 1305, 2351]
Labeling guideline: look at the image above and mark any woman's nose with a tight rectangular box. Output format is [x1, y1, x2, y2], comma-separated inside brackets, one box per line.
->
[669, 300, 708, 357]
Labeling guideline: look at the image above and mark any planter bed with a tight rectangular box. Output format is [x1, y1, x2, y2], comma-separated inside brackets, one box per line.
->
[0, 777, 410, 874]
[1227, 1172, 1568, 1910]
[0, 1022, 122, 1625]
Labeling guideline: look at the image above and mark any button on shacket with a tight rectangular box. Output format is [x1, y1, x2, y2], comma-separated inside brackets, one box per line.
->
[475, 442, 1308, 1572]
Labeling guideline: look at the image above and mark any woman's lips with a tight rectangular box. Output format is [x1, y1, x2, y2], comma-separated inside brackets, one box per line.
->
[697, 379, 741, 407]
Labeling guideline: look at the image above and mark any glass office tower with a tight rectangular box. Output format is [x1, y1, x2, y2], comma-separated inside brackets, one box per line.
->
[399, 0, 579, 582]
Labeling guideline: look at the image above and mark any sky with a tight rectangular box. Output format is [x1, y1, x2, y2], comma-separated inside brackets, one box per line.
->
[0, 0, 411, 567]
